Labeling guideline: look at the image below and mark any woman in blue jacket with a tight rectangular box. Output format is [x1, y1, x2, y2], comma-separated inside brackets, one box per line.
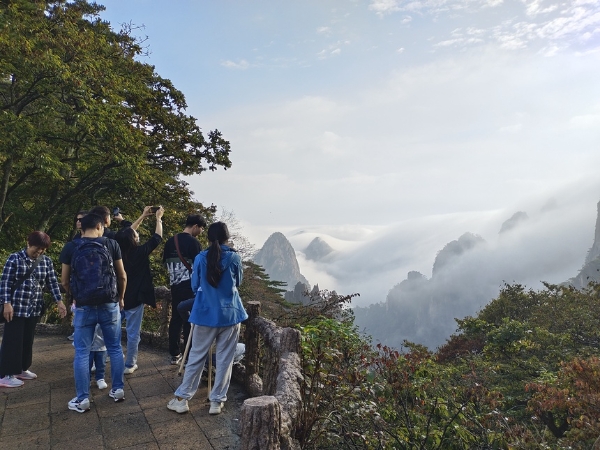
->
[167, 222, 247, 415]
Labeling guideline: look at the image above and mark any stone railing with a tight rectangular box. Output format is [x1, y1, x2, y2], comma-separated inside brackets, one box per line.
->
[240, 301, 303, 450]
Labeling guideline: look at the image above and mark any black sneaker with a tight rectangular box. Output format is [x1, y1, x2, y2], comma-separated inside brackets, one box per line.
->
[170, 354, 182, 365]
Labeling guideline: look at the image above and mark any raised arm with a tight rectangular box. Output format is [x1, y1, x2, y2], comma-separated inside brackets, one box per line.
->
[129, 206, 154, 231]
[155, 206, 164, 237]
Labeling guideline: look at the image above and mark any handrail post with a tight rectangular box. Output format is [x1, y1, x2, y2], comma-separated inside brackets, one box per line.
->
[244, 301, 262, 394]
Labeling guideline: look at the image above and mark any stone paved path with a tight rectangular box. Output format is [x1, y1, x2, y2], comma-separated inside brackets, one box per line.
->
[0, 333, 246, 449]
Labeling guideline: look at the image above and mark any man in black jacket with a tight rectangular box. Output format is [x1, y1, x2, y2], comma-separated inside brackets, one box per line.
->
[162, 215, 206, 364]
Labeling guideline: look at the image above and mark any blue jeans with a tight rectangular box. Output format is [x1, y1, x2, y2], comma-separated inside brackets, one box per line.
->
[121, 303, 144, 369]
[89, 350, 107, 381]
[73, 303, 124, 401]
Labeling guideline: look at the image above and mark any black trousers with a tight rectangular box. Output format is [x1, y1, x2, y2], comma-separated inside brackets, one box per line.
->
[168, 287, 193, 357]
[0, 315, 40, 377]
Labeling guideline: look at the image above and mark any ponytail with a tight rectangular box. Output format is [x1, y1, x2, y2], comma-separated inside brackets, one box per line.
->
[205, 222, 231, 288]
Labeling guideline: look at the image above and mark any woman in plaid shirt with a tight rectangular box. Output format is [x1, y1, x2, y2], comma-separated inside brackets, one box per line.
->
[0, 231, 67, 388]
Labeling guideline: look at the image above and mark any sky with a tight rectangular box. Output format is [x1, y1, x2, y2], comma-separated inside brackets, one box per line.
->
[97, 0, 600, 307]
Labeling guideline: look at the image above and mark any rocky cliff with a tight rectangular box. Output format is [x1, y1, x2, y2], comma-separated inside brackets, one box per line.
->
[254, 232, 309, 290]
[569, 200, 600, 289]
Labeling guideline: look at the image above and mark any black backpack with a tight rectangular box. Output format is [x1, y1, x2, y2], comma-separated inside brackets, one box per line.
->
[70, 238, 117, 306]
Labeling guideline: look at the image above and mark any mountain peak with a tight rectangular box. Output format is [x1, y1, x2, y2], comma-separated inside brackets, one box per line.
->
[305, 237, 334, 261]
[253, 232, 309, 290]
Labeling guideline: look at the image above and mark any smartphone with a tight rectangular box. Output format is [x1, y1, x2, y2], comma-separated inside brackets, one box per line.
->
[150, 206, 160, 213]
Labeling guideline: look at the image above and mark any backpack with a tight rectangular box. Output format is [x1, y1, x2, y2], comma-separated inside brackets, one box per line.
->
[70, 238, 118, 306]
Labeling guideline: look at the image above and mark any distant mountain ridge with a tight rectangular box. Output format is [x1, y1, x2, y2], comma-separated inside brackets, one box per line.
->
[253, 232, 309, 290]
[353, 201, 600, 350]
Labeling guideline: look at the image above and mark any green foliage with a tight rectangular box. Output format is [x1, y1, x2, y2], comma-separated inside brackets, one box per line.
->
[293, 282, 600, 449]
[276, 289, 359, 329]
[296, 317, 374, 449]
[0, 0, 230, 246]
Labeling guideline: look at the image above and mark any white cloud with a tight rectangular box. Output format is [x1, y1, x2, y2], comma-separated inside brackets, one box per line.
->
[498, 123, 523, 133]
[569, 114, 600, 128]
[369, 0, 402, 16]
[522, 0, 558, 17]
[220, 59, 250, 70]
[367, 0, 600, 54]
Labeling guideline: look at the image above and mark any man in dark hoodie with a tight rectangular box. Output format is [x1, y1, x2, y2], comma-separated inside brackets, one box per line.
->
[162, 214, 206, 364]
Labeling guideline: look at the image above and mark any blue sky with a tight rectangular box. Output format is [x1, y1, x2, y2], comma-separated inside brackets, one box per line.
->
[98, 0, 600, 304]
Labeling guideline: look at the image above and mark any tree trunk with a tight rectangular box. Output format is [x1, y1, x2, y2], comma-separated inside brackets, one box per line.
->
[0, 156, 14, 232]
[241, 396, 281, 450]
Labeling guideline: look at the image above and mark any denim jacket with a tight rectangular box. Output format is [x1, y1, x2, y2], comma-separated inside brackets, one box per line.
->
[189, 245, 248, 327]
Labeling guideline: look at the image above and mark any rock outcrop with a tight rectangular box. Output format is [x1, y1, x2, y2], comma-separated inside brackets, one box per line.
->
[304, 237, 334, 261]
[569, 201, 600, 289]
[254, 232, 309, 290]
[499, 211, 529, 234]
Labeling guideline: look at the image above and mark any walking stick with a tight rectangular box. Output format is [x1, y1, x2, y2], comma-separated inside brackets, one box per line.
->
[207, 340, 214, 399]
[178, 323, 195, 376]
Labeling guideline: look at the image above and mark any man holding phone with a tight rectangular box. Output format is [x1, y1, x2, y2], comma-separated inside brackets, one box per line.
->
[162, 215, 206, 365]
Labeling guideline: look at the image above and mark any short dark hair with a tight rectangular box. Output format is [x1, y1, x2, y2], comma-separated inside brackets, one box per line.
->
[80, 213, 104, 232]
[185, 214, 207, 228]
[27, 231, 51, 249]
[89, 206, 110, 221]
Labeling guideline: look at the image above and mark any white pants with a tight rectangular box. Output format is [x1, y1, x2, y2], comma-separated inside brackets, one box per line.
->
[174, 323, 240, 403]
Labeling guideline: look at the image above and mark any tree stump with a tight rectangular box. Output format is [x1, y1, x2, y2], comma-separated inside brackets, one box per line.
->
[241, 396, 281, 450]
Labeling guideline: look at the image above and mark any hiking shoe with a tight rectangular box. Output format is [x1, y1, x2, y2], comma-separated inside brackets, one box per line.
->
[209, 401, 224, 415]
[109, 388, 125, 402]
[0, 375, 24, 388]
[124, 364, 138, 374]
[96, 379, 108, 390]
[16, 370, 37, 380]
[170, 354, 182, 365]
[167, 397, 189, 414]
[68, 397, 91, 413]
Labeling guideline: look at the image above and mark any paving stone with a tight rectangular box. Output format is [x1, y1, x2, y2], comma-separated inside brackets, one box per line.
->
[51, 435, 104, 449]
[102, 410, 155, 448]
[5, 382, 49, 408]
[0, 333, 243, 450]
[0, 428, 50, 449]
[120, 442, 161, 450]
[128, 373, 174, 399]
[2, 400, 49, 435]
[151, 417, 212, 449]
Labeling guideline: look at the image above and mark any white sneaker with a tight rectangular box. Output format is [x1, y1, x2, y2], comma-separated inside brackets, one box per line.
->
[209, 401, 224, 415]
[109, 388, 125, 402]
[0, 375, 24, 388]
[96, 379, 108, 390]
[68, 397, 90, 413]
[124, 364, 138, 374]
[167, 397, 189, 414]
[91, 362, 96, 373]
[16, 370, 37, 380]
